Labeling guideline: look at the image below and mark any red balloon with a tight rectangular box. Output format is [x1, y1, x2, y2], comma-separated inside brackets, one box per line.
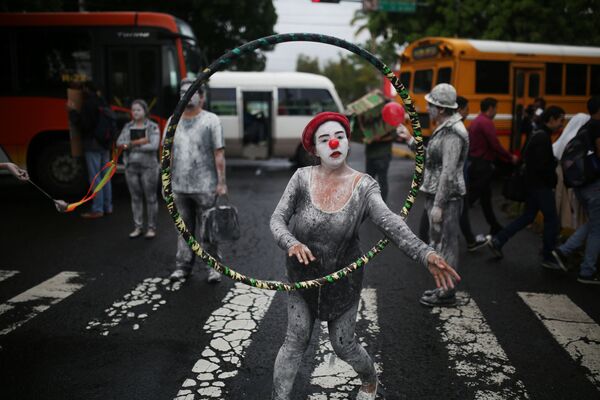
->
[381, 102, 405, 127]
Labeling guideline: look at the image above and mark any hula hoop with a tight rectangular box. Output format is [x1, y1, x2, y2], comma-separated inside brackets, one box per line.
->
[161, 33, 425, 291]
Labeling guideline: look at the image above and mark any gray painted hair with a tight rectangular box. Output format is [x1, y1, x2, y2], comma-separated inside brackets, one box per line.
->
[131, 99, 149, 116]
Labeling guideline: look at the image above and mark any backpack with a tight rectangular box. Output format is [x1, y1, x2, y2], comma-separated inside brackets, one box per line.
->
[94, 105, 119, 149]
[560, 122, 600, 188]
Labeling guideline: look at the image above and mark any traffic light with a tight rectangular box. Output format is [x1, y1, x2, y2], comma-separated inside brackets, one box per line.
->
[311, 0, 341, 3]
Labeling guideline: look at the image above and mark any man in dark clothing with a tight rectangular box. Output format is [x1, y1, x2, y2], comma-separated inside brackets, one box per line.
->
[467, 97, 518, 235]
[365, 125, 396, 202]
[68, 81, 113, 218]
[487, 106, 565, 270]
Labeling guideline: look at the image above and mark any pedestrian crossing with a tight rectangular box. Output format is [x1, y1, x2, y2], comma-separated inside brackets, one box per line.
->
[1, 268, 599, 398]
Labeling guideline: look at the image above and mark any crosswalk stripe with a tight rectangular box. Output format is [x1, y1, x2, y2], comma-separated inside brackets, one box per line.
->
[307, 288, 380, 399]
[174, 283, 276, 400]
[0, 271, 85, 335]
[0, 269, 19, 283]
[518, 292, 600, 390]
[433, 292, 530, 399]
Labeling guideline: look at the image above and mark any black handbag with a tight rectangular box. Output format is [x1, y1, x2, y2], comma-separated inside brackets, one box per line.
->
[203, 195, 241, 243]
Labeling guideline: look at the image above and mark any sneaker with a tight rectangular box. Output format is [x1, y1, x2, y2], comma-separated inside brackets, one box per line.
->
[551, 249, 569, 272]
[467, 234, 489, 252]
[486, 235, 503, 259]
[169, 269, 189, 282]
[144, 229, 156, 239]
[419, 288, 457, 307]
[356, 378, 378, 400]
[577, 273, 600, 285]
[129, 228, 143, 239]
[541, 259, 566, 271]
[81, 211, 103, 219]
[207, 268, 222, 284]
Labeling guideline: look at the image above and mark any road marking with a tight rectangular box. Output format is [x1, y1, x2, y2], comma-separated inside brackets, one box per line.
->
[307, 288, 380, 399]
[519, 292, 600, 390]
[86, 277, 184, 335]
[0, 271, 85, 335]
[433, 292, 530, 399]
[174, 283, 276, 400]
[0, 270, 19, 283]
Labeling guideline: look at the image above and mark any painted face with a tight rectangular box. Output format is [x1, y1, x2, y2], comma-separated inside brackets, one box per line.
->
[427, 103, 440, 121]
[180, 83, 204, 109]
[314, 121, 349, 169]
[131, 103, 145, 121]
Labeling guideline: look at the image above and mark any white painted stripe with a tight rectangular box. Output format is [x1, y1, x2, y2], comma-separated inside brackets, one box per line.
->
[307, 288, 380, 399]
[0, 270, 19, 283]
[518, 292, 600, 390]
[433, 292, 529, 399]
[174, 283, 276, 400]
[0, 271, 85, 335]
[86, 276, 184, 336]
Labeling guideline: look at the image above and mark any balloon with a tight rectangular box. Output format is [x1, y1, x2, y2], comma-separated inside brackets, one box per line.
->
[381, 102, 405, 127]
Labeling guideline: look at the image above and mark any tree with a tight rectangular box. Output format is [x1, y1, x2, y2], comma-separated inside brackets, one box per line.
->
[1, 0, 278, 71]
[296, 54, 321, 75]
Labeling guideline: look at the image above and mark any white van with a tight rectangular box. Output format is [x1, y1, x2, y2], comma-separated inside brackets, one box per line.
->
[206, 72, 344, 160]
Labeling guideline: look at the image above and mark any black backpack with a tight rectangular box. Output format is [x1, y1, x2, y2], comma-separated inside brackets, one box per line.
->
[560, 121, 600, 188]
[93, 105, 119, 149]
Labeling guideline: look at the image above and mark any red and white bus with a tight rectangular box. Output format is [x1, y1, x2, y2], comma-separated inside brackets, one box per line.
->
[0, 12, 202, 194]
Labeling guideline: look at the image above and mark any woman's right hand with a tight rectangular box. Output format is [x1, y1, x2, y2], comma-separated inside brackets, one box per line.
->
[288, 243, 316, 265]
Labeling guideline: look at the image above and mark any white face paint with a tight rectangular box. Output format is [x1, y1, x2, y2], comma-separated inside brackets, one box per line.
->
[180, 83, 204, 109]
[131, 103, 145, 122]
[427, 103, 440, 121]
[314, 121, 349, 169]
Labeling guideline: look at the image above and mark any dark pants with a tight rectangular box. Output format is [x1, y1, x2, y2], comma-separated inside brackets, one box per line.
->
[366, 154, 391, 202]
[468, 158, 503, 234]
[494, 187, 559, 261]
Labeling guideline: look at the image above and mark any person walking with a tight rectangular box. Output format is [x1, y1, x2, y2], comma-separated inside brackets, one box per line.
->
[67, 81, 113, 219]
[487, 106, 566, 269]
[168, 78, 227, 283]
[117, 99, 161, 239]
[553, 97, 600, 283]
[467, 97, 518, 235]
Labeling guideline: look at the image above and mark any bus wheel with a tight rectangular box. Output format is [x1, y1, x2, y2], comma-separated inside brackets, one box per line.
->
[34, 141, 86, 197]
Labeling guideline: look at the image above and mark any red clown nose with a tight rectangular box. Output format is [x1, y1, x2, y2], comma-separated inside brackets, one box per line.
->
[329, 139, 339, 149]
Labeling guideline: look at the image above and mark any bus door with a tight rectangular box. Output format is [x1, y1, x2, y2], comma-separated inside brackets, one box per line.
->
[512, 66, 544, 151]
[241, 91, 273, 159]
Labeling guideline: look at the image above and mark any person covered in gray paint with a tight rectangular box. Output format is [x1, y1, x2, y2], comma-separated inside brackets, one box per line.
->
[399, 83, 469, 307]
[117, 99, 161, 239]
[168, 78, 227, 283]
[270, 111, 460, 400]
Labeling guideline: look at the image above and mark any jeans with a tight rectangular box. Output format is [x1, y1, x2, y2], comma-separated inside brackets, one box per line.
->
[558, 180, 600, 277]
[125, 163, 159, 230]
[366, 154, 391, 202]
[494, 187, 559, 261]
[84, 150, 112, 213]
[468, 158, 503, 234]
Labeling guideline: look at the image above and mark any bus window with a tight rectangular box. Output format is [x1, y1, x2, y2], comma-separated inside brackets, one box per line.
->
[162, 46, 180, 115]
[592, 65, 600, 95]
[107, 48, 133, 106]
[278, 88, 337, 115]
[545, 63, 562, 95]
[209, 88, 237, 115]
[476, 61, 509, 94]
[16, 30, 92, 95]
[136, 48, 160, 110]
[437, 67, 452, 84]
[414, 69, 433, 94]
[0, 32, 12, 93]
[399, 71, 411, 89]
[528, 73, 540, 98]
[566, 64, 587, 96]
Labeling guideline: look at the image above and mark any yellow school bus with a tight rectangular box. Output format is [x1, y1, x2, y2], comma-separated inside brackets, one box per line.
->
[387, 37, 600, 152]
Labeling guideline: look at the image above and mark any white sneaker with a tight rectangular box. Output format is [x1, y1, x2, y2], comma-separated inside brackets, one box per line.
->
[207, 268, 222, 283]
[356, 379, 378, 400]
[144, 229, 156, 239]
[129, 228, 143, 239]
[169, 269, 189, 282]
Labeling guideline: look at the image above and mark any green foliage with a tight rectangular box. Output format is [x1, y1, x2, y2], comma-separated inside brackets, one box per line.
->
[296, 54, 321, 74]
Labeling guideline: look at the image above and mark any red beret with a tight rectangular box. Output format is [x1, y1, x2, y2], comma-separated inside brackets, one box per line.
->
[302, 112, 351, 154]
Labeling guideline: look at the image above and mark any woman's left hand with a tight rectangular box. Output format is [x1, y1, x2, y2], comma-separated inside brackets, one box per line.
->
[426, 252, 460, 291]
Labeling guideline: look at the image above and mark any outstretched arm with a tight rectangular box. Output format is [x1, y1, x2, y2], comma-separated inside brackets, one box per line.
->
[270, 171, 304, 253]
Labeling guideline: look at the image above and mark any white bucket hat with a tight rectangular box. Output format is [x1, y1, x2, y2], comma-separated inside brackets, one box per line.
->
[425, 83, 458, 109]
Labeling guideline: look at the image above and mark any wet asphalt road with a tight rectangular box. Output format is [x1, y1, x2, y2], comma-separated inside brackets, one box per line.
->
[1, 146, 599, 400]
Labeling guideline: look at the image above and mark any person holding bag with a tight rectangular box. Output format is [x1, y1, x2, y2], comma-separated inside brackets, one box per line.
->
[117, 99, 161, 239]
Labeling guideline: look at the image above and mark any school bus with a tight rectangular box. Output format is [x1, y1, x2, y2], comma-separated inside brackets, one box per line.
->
[384, 37, 600, 152]
[0, 12, 202, 195]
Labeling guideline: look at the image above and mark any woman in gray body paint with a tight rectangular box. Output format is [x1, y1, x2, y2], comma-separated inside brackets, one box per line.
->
[270, 112, 460, 399]
[117, 99, 161, 239]
[399, 84, 469, 307]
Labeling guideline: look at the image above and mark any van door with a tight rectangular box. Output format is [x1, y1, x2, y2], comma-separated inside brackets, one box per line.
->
[512, 67, 543, 151]
[241, 91, 273, 159]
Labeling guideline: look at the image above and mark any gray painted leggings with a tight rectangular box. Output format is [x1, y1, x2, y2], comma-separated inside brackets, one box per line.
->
[424, 195, 461, 272]
[272, 292, 376, 399]
[125, 163, 159, 230]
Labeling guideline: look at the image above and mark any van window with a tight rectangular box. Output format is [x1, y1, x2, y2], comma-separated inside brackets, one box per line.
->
[399, 71, 411, 89]
[209, 88, 237, 115]
[545, 63, 562, 95]
[278, 88, 337, 115]
[413, 69, 433, 94]
[475, 61, 509, 94]
[592, 65, 600, 96]
[566, 64, 587, 96]
[437, 67, 452, 84]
